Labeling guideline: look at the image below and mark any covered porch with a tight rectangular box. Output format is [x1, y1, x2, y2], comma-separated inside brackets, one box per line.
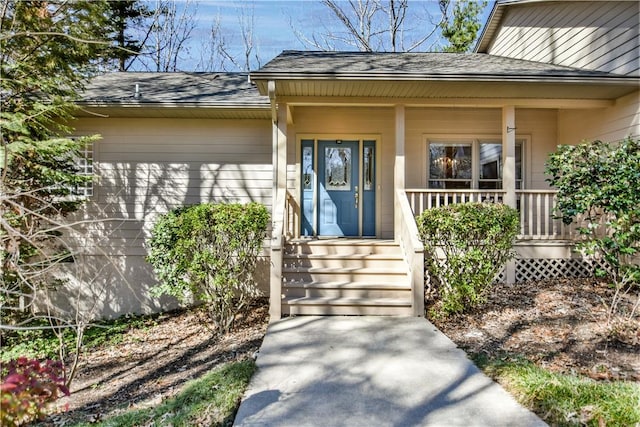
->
[250, 51, 638, 319]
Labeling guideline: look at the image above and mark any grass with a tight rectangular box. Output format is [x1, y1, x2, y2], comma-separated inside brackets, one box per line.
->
[473, 354, 640, 427]
[70, 360, 256, 427]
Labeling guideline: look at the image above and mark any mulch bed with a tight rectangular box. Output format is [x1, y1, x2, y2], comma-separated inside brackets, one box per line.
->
[432, 278, 640, 381]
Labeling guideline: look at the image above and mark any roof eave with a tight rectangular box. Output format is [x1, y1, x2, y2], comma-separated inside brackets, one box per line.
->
[474, 1, 503, 53]
[252, 72, 639, 94]
[76, 101, 270, 109]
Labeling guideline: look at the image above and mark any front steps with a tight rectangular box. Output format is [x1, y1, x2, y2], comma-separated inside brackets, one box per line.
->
[281, 239, 413, 316]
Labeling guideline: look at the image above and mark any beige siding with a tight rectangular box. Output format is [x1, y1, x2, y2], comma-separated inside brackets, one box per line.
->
[488, 1, 640, 76]
[516, 109, 559, 190]
[558, 90, 640, 143]
[65, 117, 272, 317]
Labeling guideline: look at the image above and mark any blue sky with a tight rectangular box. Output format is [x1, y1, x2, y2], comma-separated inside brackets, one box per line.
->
[149, 1, 494, 71]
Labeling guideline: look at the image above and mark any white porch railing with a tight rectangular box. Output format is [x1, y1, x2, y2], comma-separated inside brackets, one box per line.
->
[285, 190, 299, 239]
[406, 189, 581, 241]
[407, 189, 506, 212]
[395, 189, 425, 317]
[516, 190, 574, 240]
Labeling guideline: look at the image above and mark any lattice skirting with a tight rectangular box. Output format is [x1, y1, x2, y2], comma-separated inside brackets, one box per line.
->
[514, 258, 610, 283]
[427, 257, 610, 285]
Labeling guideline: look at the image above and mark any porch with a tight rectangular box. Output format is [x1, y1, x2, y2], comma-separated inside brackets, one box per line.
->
[266, 104, 597, 319]
[250, 52, 636, 320]
[270, 185, 599, 319]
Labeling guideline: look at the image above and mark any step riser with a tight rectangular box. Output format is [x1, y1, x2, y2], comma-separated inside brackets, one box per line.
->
[283, 304, 413, 316]
[285, 244, 401, 256]
[284, 258, 406, 269]
[284, 288, 412, 299]
[284, 272, 408, 283]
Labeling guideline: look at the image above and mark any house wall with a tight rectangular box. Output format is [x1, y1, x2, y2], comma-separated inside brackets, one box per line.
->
[487, 1, 640, 76]
[63, 117, 272, 318]
[558, 90, 640, 144]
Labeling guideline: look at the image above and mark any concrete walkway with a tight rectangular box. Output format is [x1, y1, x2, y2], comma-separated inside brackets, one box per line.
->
[234, 316, 546, 427]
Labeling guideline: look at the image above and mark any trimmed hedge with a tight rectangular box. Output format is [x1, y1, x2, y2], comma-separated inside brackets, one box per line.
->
[417, 202, 519, 316]
[146, 202, 269, 333]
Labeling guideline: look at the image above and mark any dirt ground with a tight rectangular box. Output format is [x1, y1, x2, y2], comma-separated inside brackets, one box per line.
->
[44, 303, 269, 426]
[433, 278, 640, 381]
[43, 279, 638, 424]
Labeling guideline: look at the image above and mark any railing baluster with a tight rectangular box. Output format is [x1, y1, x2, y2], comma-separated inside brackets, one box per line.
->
[406, 189, 579, 241]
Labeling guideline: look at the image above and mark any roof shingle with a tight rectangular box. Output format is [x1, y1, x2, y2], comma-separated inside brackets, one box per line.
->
[252, 50, 626, 78]
[80, 72, 267, 106]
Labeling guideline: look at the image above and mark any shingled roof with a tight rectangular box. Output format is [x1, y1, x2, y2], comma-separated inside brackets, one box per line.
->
[251, 51, 631, 81]
[80, 72, 267, 107]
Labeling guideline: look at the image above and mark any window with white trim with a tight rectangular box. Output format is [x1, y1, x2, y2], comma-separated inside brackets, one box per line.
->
[427, 138, 524, 189]
[71, 138, 94, 198]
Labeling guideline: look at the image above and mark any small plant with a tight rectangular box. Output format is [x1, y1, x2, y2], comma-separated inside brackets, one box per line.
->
[417, 202, 519, 316]
[0, 358, 69, 426]
[147, 203, 269, 333]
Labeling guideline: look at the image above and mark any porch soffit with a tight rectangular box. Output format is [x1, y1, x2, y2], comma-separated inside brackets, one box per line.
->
[263, 80, 635, 107]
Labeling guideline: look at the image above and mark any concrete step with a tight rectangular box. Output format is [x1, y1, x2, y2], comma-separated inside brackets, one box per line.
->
[282, 296, 413, 316]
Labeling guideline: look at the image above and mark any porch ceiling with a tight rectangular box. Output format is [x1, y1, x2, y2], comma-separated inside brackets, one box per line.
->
[255, 79, 637, 105]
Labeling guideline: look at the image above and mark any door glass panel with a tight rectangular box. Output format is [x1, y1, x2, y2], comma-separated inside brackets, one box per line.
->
[302, 146, 313, 190]
[325, 147, 351, 191]
[364, 146, 374, 190]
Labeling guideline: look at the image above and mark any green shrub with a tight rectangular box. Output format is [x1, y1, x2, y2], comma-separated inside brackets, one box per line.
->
[1, 358, 69, 426]
[546, 138, 640, 322]
[146, 203, 269, 333]
[417, 202, 519, 316]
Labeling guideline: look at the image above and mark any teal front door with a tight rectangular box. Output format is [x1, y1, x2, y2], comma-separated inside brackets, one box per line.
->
[301, 139, 376, 237]
[318, 140, 359, 236]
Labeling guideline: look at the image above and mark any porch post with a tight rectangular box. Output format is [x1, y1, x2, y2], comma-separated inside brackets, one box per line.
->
[502, 105, 517, 284]
[276, 103, 288, 199]
[394, 104, 405, 239]
[268, 81, 286, 320]
[502, 105, 516, 209]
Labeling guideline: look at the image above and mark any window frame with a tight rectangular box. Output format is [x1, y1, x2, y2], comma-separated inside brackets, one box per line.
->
[424, 135, 529, 190]
[69, 136, 95, 198]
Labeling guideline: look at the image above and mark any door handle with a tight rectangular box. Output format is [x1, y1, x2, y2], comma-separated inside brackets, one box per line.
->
[354, 186, 359, 208]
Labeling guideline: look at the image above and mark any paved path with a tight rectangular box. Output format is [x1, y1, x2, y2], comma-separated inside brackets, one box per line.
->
[234, 316, 547, 427]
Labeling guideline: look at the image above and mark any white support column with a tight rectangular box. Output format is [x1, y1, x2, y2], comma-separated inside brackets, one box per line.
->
[268, 81, 287, 321]
[269, 81, 278, 206]
[502, 105, 516, 209]
[394, 105, 405, 240]
[276, 104, 288, 194]
[502, 105, 517, 284]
